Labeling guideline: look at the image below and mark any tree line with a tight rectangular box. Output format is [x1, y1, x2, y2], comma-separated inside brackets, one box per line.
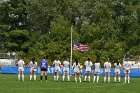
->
[0, 0, 140, 65]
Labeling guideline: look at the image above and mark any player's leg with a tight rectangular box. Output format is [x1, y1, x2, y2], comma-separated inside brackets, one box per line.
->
[74, 72, 77, 82]
[54, 71, 57, 81]
[118, 73, 121, 82]
[88, 71, 91, 81]
[93, 73, 96, 83]
[18, 69, 21, 81]
[117, 70, 121, 82]
[84, 72, 87, 81]
[56, 70, 59, 81]
[96, 73, 100, 83]
[104, 70, 107, 83]
[108, 72, 110, 83]
[34, 69, 36, 81]
[40, 70, 44, 81]
[127, 72, 130, 83]
[62, 71, 65, 81]
[67, 70, 70, 81]
[30, 68, 33, 81]
[44, 70, 47, 81]
[22, 69, 24, 81]
[114, 73, 117, 82]
[124, 71, 127, 83]
[78, 73, 81, 82]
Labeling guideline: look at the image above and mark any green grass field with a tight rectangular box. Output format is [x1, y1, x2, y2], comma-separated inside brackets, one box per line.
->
[0, 74, 139, 93]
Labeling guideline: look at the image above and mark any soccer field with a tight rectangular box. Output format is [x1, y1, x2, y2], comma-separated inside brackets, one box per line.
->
[0, 74, 139, 93]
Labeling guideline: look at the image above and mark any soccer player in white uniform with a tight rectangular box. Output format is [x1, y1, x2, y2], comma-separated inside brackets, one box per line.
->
[29, 57, 37, 81]
[18, 58, 25, 81]
[53, 59, 61, 81]
[73, 59, 81, 82]
[104, 59, 111, 83]
[62, 58, 70, 81]
[123, 59, 131, 83]
[114, 59, 122, 82]
[84, 58, 93, 81]
[93, 59, 100, 83]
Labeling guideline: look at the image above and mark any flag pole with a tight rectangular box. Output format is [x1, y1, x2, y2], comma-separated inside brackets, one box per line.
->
[70, 25, 73, 68]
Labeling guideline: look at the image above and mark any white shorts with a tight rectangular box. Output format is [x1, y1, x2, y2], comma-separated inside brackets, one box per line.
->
[114, 69, 120, 74]
[86, 67, 91, 72]
[94, 68, 100, 74]
[124, 69, 130, 73]
[54, 67, 60, 72]
[105, 68, 111, 73]
[63, 68, 69, 73]
[18, 67, 24, 72]
[30, 68, 36, 72]
[74, 68, 80, 73]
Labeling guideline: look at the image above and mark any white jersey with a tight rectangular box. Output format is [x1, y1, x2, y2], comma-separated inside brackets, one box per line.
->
[63, 61, 69, 69]
[29, 61, 37, 68]
[18, 60, 25, 71]
[114, 63, 121, 69]
[63, 61, 70, 73]
[53, 60, 61, 72]
[104, 62, 111, 72]
[104, 62, 111, 69]
[95, 63, 100, 69]
[114, 63, 121, 74]
[85, 61, 93, 72]
[18, 60, 25, 67]
[53, 60, 61, 67]
[94, 63, 100, 74]
[73, 62, 80, 73]
[123, 61, 131, 70]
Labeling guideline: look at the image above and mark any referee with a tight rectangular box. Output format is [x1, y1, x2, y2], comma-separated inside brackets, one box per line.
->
[40, 56, 48, 81]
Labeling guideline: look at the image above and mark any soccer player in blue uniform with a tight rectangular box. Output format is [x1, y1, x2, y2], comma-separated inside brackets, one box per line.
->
[40, 56, 48, 81]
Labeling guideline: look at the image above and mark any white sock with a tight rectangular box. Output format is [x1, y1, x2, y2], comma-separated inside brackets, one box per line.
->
[79, 78, 81, 82]
[114, 77, 116, 82]
[67, 76, 70, 81]
[54, 76, 56, 81]
[34, 75, 36, 81]
[22, 74, 24, 81]
[93, 76, 96, 82]
[75, 78, 77, 82]
[18, 74, 20, 81]
[124, 76, 127, 83]
[108, 77, 110, 83]
[118, 77, 120, 82]
[63, 76, 65, 81]
[57, 76, 59, 81]
[84, 76, 87, 81]
[88, 76, 90, 81]
[97, 76, 99, 83]
[104, 76, 106, 83]
[30, 75, 32, 81]
[128, 76, 130, 83]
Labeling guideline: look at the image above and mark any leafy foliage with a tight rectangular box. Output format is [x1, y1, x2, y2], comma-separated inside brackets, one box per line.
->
[0, 0, 140, 65]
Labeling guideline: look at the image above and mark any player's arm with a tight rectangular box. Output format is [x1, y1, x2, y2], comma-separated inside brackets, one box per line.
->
[23, 61, 25, 68]
[52, 61, 55, 67]
[91, 62, 93, 70]
[59, 61, 61, 67]
[72, 63, 75, 69]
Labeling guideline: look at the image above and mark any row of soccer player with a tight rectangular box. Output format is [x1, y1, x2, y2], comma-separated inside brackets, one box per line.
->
[17, 57, 131, 83]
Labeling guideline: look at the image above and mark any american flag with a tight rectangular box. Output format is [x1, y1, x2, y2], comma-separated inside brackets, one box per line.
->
[73, 40, 90, 52]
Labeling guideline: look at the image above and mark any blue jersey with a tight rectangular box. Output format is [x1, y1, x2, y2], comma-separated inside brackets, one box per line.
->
[40, 59, 48, 68]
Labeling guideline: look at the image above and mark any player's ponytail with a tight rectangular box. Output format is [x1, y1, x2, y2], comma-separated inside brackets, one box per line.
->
[75, 59, 78, 66]
[116, 59, 119, 66]
[32, 57, 35, 64]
